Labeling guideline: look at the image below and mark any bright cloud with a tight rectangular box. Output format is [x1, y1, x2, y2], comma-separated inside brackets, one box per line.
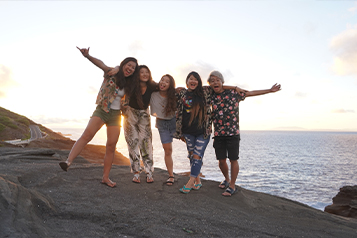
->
[330, 26, 357, 76]
[0, 65, 18, 98]
[348, 3, 357, 13]
[294, 92, 308, 98]
[332, 109, 355, 113]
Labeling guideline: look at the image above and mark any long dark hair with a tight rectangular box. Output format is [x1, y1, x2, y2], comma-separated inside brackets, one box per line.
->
[185, 71, 205, 128]
[113, 57, 138, 94]
[161, 74, 176, 116]
[132, 65, 157, 109]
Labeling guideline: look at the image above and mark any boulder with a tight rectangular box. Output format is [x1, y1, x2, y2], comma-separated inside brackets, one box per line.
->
[325, 185, 357, 218]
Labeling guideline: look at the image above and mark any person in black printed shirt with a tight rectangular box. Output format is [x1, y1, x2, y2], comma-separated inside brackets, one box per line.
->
[208, 70, 281, 197]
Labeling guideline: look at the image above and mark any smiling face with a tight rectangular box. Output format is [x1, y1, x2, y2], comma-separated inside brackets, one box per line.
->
[159, 75, 170, 92]
[209, 75, 224, 94]
[186, 74, 199, 91]
[123, 61, 137, 77]
[139, 67, 150, 82]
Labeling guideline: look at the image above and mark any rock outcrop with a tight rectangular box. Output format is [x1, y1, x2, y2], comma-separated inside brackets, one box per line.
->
[325, 185, 357, 219]
[1, 147, 357, 238]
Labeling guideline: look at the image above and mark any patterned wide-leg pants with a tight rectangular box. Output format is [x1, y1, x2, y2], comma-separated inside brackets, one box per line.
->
[123, 106, 154, 175]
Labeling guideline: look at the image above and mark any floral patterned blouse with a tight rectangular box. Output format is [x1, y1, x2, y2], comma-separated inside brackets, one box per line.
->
[174, 87, 213, 139]
[95, 75, 123, 113]
[211, 89, 245, 137]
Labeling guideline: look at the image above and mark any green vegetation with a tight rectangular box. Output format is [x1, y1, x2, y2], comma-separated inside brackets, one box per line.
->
[24, 131, 31, 140]
[0, 116, 18, 129]
[0, 123, 5, 132]
[16, 116, 30, 126]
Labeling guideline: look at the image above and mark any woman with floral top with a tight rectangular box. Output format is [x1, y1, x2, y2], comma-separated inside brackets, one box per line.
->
[208, 70, 281, 196]
[59, 47, 138, 188]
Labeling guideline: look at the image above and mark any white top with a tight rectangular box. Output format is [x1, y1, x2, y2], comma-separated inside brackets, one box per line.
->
[110, 88, 125, 110]
[150, 91, 175, 120]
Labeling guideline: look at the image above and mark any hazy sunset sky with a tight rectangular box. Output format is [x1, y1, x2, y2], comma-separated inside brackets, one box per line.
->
[1, 1, 357, 132]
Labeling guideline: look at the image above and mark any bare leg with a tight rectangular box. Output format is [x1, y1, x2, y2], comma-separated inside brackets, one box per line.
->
[101, 125, 120, 187]
[61, 117, 104, 170]
[229, 160, 239, 189]
[222, 160, 239, 196]
[162, 142, 174, 184]
[218, 159, 230, 188]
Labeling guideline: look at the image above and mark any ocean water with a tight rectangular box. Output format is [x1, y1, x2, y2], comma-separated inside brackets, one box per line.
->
[56, 127, 357, 211]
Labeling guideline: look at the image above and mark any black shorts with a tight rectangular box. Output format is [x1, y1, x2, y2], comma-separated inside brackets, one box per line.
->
[213, 135, 240, 160]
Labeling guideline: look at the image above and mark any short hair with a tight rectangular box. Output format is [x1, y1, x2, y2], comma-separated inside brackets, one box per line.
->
[208, 70, 224, 83]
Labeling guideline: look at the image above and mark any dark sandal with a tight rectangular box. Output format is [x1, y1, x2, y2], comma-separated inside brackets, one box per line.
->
[165, 176, 175, 185]
[219, 180, 230, 189]
[222, 187, 236, 197]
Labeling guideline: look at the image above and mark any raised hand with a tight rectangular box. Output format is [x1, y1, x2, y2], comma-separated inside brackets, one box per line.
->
[270, 83, 281, 92]
[76, 46, 90, 58]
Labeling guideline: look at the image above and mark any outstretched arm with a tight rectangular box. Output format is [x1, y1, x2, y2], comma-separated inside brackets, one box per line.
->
[77, 47, 111, 73]
[246, 83, 281, 97]
[222, 85, 247, 95]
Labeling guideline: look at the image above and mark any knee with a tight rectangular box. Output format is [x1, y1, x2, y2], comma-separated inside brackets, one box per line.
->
[164, 148, 172, 156]
[80, 131, 94, 143]
[106, 141, 117, 152]
[192, 154, 201, 160]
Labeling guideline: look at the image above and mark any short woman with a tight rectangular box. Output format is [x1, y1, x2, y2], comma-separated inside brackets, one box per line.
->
[59, 47, 138, 188]
[150, 74, 177, 185]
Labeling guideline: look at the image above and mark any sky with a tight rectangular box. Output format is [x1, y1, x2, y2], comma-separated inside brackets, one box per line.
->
[1, 0, 357, 132]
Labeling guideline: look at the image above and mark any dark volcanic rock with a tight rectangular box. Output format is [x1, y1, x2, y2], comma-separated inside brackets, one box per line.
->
[325, 185, 357, 219]
[1, 147, 357, 238]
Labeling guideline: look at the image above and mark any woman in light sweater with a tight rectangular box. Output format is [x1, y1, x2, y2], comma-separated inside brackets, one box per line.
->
[150, 74, 177, 185]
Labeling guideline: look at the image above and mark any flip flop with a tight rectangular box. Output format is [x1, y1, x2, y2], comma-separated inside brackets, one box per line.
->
[146, 174, 154, 183]
[219, 180, 230, 189]
[179, 185, 192, 194]
[192, 183, 202, 191]
[222, 187, 236, 197]
[101, 180, 116, 188]
[132, 173, 140, 183]
[59, 162, 69, 172]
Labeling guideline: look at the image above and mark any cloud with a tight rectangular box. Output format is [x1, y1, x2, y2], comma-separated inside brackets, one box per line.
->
[294, 92, 308, 98]
[0, 65, 18, 98]
[330, 26, 357, 76]
[128, 40, 144, 57]
[348, 3, 357, 13]
[88, 86, 98, 94]
[331, 109, 355, 113]
[32, 115, 87, 125]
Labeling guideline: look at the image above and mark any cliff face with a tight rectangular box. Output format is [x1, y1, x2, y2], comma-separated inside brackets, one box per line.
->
[325, 186, 357, 218]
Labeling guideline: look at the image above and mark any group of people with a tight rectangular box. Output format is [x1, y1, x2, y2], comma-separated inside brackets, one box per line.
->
[59, 47, 281, 197]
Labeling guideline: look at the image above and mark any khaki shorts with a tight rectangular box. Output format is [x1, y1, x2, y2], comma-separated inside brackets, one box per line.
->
[91, 105, 121, 127]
